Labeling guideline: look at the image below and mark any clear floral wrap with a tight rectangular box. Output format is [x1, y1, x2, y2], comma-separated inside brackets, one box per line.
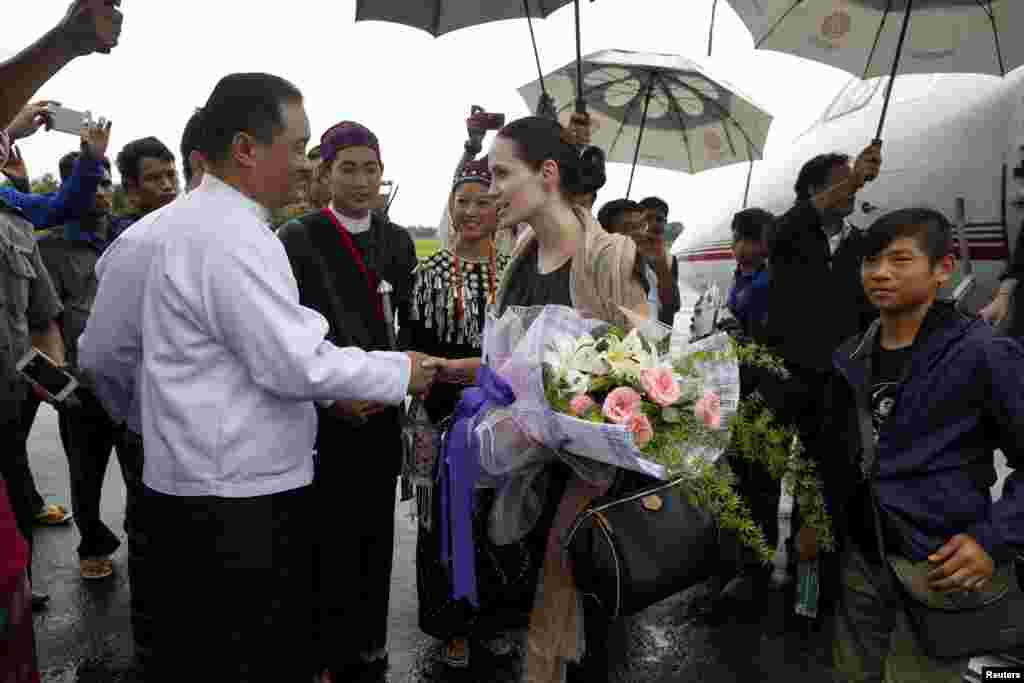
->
[475, 305, 740, 546]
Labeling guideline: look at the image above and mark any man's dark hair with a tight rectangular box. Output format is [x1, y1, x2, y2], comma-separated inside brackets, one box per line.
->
[59, 151, 111, 182]
[597, 198, 642, 231]
[116, 136, 174, 187]
[198, 72, 303, 164]
[794, 153, 850, 201]
[307, 145, 321, 161]
[181, 109, 204, 186]
[639, 196, 669, 215]
[863, 208, 953, 266]
[732, 207, 774, 243]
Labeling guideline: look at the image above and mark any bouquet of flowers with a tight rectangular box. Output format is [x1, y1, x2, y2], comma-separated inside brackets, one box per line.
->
[542, 324, 736, 470]
[476, 305, 833, 563]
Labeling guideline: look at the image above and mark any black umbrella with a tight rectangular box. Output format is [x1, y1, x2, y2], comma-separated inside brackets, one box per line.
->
[355, 0, 595, 116]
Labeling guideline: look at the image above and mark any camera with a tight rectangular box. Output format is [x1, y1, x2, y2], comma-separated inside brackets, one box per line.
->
[468, 105, 505, 131]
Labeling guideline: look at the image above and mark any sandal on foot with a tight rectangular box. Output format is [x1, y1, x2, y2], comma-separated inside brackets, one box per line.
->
[80, 557, 114, 580]
[35, 504, 72, 526]
[441, 639, 470, 669]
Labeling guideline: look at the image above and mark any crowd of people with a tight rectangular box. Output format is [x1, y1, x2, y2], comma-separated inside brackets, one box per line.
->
[1, 3, 1022, 683]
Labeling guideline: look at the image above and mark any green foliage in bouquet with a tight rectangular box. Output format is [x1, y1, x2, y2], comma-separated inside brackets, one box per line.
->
[543, 329, 834, 565]
[664, 339, 835, 563]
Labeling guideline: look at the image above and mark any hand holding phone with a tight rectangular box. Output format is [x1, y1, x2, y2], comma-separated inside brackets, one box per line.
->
[16, 348, 79, 404]
[5, 101, 61, 141]
[47, 105, 90, 135]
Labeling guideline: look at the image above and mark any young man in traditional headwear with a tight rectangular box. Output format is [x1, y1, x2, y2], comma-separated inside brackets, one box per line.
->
[277, 121, 418, 683]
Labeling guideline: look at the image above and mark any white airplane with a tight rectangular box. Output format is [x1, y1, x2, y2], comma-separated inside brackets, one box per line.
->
[672, 68, 1024, 329]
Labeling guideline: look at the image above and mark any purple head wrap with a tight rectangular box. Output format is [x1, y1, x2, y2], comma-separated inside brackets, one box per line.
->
[320, 121, 381, 164]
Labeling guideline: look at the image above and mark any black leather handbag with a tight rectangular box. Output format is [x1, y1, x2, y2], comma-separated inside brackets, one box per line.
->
[565, 472, 719, 619]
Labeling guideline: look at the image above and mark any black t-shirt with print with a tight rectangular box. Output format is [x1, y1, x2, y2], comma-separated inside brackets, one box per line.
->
[848, 339, 914, 561]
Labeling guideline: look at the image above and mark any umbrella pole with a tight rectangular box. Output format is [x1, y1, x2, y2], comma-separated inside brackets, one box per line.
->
[574, 0, 585, 113]
[874, 0, 914, 145]
[743, 157, 754, 209]
[524, 0, 547, 93]
[626, 74, 655, 200]
[708, 0, 718, 57]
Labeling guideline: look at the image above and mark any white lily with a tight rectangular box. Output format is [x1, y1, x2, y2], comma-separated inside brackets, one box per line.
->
[605, 329, 658, 381]
[545, 333, 600, 392]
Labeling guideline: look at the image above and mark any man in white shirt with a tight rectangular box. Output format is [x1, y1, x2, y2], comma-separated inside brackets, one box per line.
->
[78, 72, 438, 682]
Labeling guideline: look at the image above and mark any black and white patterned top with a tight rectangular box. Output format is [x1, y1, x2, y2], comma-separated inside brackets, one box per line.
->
[409, 249, 509, 350]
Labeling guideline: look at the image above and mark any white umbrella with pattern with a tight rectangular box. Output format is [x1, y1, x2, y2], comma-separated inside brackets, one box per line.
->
[518, 49, 774, 201]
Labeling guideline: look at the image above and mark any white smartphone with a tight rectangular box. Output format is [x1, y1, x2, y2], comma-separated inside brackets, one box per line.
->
[16, 348, 79, 403]
[46, 106, 90, 136]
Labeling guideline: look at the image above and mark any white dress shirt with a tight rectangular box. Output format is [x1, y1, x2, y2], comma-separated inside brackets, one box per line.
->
[79, 174, 411, 498]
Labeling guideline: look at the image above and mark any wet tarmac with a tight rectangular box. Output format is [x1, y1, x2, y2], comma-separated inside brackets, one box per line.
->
[24, 404, 1013, 682]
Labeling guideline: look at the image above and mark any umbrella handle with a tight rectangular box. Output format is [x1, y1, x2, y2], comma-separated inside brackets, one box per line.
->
[864, 138, 883, 183]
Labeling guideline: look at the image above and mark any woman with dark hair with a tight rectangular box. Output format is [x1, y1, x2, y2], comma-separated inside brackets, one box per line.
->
[434, 116, 649, 682]
[409, 158, 514, 670]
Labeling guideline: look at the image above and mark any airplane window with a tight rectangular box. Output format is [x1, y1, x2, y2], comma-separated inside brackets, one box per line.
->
[823, 74, 939, 124]
[824, 77, 886, 122]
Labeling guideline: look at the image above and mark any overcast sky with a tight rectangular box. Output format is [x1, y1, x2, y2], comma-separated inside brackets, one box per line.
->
[9, 0, 854, 230]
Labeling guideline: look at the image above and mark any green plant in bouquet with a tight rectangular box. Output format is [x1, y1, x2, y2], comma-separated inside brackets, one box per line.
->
[543, 329, 834, 565]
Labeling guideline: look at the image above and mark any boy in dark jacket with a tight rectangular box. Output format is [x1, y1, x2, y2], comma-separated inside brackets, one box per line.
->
[801, 208, 1024, 682]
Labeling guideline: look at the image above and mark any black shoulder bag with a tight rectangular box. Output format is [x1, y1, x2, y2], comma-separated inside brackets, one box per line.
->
[858, 372, 1024, 658]
[564, 469, 719, 620]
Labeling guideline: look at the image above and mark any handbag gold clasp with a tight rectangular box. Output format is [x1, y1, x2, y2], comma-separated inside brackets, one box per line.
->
[641, 495, 663, 512]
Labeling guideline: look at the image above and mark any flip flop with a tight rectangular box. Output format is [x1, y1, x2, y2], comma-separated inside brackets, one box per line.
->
[35, 504, 72, 526]
[80, 557, 114, 580]
[441, 639, 470, 669]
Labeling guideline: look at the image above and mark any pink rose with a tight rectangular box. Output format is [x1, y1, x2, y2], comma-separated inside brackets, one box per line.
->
[602, 387, 643, 425]
[640, 367, 682, 407]
[569, 394, 597, 417]
[628, 414, 654, 448]
[694, 391, 722, 430]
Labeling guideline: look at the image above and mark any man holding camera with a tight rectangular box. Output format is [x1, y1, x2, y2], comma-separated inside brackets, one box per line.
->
[0, 103, 112, 230]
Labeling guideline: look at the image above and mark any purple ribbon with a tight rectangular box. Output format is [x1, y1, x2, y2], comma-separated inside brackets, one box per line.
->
[439, 364, 515, 608]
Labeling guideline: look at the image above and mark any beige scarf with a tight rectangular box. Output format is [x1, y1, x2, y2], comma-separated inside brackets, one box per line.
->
[495, 206, 649, 682]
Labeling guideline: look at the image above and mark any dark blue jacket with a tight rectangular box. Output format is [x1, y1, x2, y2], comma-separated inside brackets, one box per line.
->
[0, 156, 105, 229]
[821, 302, 1024, 564]
[728, 265, 770, 339]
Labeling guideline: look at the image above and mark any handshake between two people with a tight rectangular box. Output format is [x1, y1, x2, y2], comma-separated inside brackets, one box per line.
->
[328, 353, 478, 424]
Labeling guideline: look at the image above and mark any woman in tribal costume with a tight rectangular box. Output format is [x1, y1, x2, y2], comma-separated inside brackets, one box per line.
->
[408, 158, 521, 670]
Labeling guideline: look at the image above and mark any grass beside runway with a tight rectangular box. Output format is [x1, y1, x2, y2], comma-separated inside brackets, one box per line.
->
[416, 239, 441, 259]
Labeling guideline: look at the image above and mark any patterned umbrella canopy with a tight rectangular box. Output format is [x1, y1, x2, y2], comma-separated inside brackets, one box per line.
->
[518, 49, 773, 193]
[725, 0, 1021, 80]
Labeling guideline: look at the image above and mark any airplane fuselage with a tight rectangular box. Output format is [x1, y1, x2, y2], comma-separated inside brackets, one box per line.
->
[672, 69, 1024, 319]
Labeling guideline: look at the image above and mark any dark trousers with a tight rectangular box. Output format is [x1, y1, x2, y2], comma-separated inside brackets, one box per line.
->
[0, 414, 37, 571]
[132, 483, 315, 682]
[13, 395, 45, 515]
[56, 389, 143, 558]
[318, 464, 397, 676]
